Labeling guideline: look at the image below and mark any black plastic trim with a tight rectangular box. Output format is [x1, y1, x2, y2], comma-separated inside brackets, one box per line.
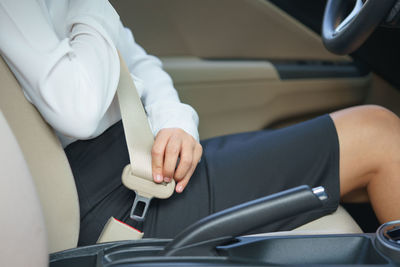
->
[271, 60, 370, 80]
[50, 234, 400, 267]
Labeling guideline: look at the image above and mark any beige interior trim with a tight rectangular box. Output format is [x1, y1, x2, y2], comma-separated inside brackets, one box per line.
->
[112, 0, 349, 61]
[248, 206, 363, 237]
[162, 57, 371, 139]
[0, 112, 48, 267]
[0, 57, 80, 253]
[162, 57, 279, 83]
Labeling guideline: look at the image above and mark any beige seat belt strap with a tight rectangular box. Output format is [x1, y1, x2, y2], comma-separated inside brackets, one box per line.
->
[117, 53, 175, 221]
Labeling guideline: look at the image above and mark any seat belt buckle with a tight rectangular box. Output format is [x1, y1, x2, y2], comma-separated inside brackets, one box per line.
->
[122, 165, 175, 222]
[130, 193, 152, 222]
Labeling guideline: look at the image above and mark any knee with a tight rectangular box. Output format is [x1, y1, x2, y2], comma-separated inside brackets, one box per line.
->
[358, 105, 400, 135]
[361, 104, 398, 120]
[351, 105, 400, 157]
[330, 105, 400, 194]
[332, 104, 400, 160]
[333, 105, 400, 134]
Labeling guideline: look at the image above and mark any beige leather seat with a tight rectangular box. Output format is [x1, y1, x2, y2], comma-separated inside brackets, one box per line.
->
[0, 57, 80, 253]
[0, 56, 362, 254]
[0, 112, 48, 266]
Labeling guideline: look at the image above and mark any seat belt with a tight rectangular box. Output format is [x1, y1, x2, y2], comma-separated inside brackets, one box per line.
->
[116, 53, 175, 222]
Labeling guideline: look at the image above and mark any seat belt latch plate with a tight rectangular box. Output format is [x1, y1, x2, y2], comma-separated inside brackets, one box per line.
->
[122, 165, 175, 221]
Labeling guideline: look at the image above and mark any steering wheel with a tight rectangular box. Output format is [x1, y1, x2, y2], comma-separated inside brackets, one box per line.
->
[322, 0, 397, 55]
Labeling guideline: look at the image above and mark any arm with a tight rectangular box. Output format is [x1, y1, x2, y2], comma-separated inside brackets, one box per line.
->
[0, 0, 121, 139]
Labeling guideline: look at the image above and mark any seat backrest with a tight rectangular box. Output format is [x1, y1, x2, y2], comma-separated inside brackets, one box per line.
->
[0, 56, 80, 253]
[0, 111, 48, 267]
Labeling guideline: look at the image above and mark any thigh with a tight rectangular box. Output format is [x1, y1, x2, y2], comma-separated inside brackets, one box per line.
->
[144, 115, 341, 238]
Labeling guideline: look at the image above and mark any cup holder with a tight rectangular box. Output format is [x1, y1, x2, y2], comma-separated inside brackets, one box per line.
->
[375, 220, 400, 263]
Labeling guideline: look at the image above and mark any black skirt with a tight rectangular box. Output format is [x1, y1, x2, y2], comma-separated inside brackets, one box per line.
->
[65, 115, 340, 246]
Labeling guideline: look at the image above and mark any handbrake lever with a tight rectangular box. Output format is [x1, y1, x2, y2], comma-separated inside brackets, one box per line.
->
[162, 185, 329, 256]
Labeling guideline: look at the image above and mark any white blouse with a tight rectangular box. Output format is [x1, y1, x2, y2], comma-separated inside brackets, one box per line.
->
[0, 0, 199, 147]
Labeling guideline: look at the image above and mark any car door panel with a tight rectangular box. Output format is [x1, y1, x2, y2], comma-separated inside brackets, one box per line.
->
[111, 0, 349, 60]
[163, 57, 370, 139]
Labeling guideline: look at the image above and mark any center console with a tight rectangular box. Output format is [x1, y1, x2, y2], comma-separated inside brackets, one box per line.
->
[50, 186, 400, 267]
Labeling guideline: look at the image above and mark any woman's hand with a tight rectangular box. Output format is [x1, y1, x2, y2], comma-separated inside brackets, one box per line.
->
[151, 128, 202, 193]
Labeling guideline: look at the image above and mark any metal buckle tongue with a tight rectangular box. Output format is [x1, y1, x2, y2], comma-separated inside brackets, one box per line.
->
[122, 165, 175, 222]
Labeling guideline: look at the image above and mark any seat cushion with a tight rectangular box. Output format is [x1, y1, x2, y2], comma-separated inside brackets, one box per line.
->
[248, 205, 363, 238]
[293, 205, 362, 233]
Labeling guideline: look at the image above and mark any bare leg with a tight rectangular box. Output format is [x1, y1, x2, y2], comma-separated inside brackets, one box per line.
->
[330, 105, 400, 223]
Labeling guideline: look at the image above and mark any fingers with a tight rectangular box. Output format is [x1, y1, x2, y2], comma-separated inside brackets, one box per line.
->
[163, 136, 181, 182]
[151, 128, 203, 193]
[173, 139, 195, 181]
[176, 143, 203, 193]
[151, 130, 170, 183]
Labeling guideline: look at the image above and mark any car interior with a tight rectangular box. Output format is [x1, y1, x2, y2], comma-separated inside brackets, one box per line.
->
[1, 0, 400, 266]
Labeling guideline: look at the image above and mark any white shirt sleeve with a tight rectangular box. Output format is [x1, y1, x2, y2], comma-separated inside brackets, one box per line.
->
[117, 25, 200, 142]
[0, 0, 121, 139]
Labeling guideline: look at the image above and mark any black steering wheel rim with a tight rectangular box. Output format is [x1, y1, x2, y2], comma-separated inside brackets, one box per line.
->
[322, 0, 396, 55]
